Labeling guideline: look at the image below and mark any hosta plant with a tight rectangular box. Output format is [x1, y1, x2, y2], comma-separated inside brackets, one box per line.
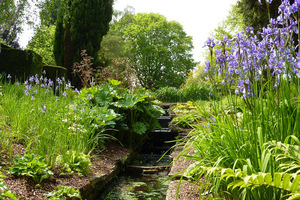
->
[171, 114, 195, 128]
[46, 186, 82, 200]
[56, 151, 91, 176]
[9, 154, 53, 183]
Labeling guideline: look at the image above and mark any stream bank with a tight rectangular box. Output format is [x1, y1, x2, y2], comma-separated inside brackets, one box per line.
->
[97, 104, 177, 199]
[83, 103, 203, 200]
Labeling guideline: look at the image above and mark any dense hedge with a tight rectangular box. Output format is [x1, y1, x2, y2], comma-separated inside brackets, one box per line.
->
[43, 64, 67, 81]
[0, 43, 43, 82]
[155, 84, 215, 102]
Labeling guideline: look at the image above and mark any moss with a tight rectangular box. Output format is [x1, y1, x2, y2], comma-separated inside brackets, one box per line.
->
[0, 44, 43, 82]
[43, 64, 67, 81]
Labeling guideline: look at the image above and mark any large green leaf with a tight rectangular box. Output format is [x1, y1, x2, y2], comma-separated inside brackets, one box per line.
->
[94, 91, 113, 107]
[114, 94, 143, 108]
[132, 122, 147, 135]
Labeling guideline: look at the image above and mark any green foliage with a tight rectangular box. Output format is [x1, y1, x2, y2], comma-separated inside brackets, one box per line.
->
[53, 16, 64, 66]
[0, 171, 18, 200]
[184, 65, 208, 88]
[77, 81, 164, 148]
[132, 122, 147, 135]
[56, 151, 91, 176]
[37, 0, 63, 27]
[0, 46, 43, 82]
[112, 12, 195, 89]
[155, 84, 214, 103]
[177, 75, 300, 199]
[43, 64, 67, 82]
[9, 154, 53, 183]
[0, 0, 27, 45]
[186, 165, 300, 199]
[70, 0, 113, 64]
[46, 185, 82, 200]
[0, 77, 119, 168]
[27, 25, 56, 64]
[53, 0, 113, 78]
[171, 114, 195, 128]
[170, 101, 200, 128]
[100, 7, 135, 60]
[236, 0, 281, 32]
[265, 137, 300, 174]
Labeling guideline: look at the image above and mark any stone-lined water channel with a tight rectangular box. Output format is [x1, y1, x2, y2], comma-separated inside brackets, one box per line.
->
[99, 105, 177, 199]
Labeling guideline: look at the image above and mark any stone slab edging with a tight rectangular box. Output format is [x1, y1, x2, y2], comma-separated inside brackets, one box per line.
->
[80, 151, 135, 200]
[166, 120, 201, 199]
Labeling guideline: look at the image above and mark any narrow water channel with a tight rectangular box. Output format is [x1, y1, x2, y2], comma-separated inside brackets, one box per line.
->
[100, 154, 171, 200]
[99, 105, 175, 200]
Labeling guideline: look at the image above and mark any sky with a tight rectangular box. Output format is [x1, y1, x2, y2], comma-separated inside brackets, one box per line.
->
[113, 0, 238, 63]
[19, 0, 238, 64]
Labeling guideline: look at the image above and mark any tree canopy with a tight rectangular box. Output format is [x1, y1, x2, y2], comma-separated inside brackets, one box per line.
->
[236, 0, 282, 33]
[109, 12, 195, 89]
[0, 0, 29, 47]
[53, 0, 113, 83]
[27, 25, 56, 64]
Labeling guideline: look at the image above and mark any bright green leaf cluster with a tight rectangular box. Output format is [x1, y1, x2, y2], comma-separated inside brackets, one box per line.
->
[77, 81, 164, 136]
[56, 151, 91, 177]
[9, 154, 53, 183]
[46, 185, 82, 200]
[111, 12, 195, 89]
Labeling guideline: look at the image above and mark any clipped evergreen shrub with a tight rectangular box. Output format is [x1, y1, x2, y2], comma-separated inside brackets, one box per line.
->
[155, 84, 215, 103]
[0, 43, 43, 82]
[43, 64, 67, 81]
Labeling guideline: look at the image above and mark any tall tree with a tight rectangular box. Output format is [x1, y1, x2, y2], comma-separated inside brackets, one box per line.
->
[53, 0, 113, 81]
[0, 0, 29, 47]
[236, 0, 282, 33]
[27, 25, 56, 64]
[112, 13, 195, 89]
[37, 0, 64, 27]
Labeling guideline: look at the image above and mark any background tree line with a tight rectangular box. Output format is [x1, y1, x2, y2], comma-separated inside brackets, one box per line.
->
[1, 0, 284, 89]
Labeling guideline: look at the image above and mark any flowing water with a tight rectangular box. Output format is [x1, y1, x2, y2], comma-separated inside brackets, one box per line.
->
[100, 153, 171, 200]
[100, 105, 175, 200]
[101, 171, 170, 200]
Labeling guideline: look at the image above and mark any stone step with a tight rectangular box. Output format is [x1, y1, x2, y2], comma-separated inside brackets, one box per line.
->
[158, 116, 172, 128]
[154, 128, 171, 133]
[141, 145, 175, 154]
[126, 165, 171, 175]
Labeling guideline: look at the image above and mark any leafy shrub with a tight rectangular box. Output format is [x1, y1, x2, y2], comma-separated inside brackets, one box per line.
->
[170, 101, 200, 128]
[76, 80, 164, 148]
[179, 1, 300, 199]
[46, 186, 82, 200]
[155, 86, 180, 102]
[155, 84, 214, 103]
[42, 64, 67, 84]
[0, 45, 43, 82]
[56, 151, 91, 176]
[171, 114, 195, 128]
[9, 154, 53, 183]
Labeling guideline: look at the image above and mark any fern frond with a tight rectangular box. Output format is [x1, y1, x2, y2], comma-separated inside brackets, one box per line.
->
[265, 140, 300, 174]
[287, 193, 300, 200]
[195, 165, 300, 198]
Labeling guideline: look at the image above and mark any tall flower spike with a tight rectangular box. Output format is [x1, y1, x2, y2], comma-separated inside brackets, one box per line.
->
[258, 0, 262, 5]
[203, 37, 215, 49]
